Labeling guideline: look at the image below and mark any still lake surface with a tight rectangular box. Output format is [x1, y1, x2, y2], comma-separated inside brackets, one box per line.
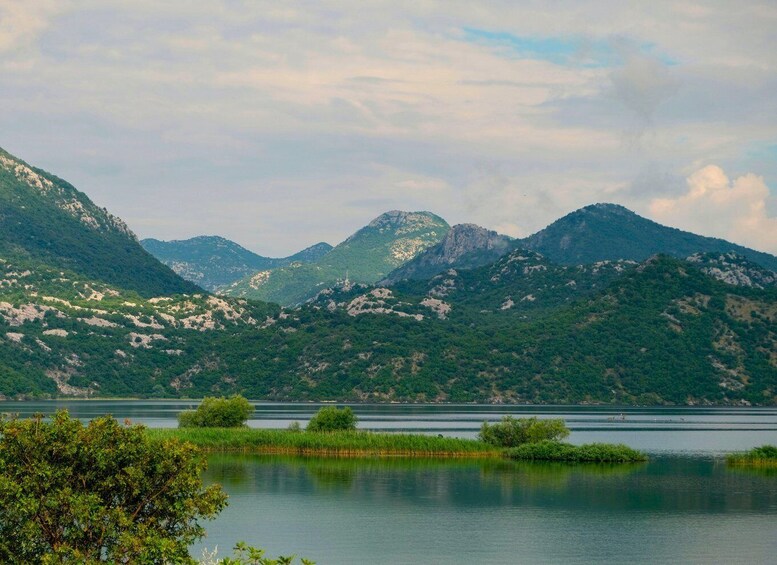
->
[3, 401, 777, 564]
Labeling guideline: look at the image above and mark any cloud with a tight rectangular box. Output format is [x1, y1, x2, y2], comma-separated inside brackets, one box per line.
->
[0, 1, 775, 254]
[649, 165, 777, 254]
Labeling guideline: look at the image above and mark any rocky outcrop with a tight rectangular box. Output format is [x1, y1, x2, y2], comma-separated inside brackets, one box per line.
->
[380, 223, 513, 285]
[686, 252, 777, 288]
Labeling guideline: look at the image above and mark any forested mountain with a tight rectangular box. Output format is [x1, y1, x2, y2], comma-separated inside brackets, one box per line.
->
[520, 203, 777, 271]
[0, 148, 198, 297]
[223, 210, 450, 306]
[0, 148, 775, 404]
[141, 236, 332, 291]
[1, 246, 775, 405]
[380, 223, 513, 285]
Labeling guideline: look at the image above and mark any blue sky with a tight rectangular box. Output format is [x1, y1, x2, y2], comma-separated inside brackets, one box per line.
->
[1, 1, 776, 254]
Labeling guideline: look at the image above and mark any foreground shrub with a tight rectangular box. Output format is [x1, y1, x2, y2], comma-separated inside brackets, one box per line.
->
[506, 440, 647, 463]
[0, 411, 227, 564]
[203, 541, 315, 565]
[727, 444, 777, 468]
[478, 416, 570, 447]
[179, 395, 253, 428]
[306, 406, 357, 432]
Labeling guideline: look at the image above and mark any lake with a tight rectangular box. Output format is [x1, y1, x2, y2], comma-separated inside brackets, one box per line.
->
[3, 401, 777, 563]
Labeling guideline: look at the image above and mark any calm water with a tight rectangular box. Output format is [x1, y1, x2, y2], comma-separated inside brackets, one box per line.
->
[3, 401, 777, 563]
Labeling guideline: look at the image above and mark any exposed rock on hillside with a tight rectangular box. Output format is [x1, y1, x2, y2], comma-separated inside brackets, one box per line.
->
[381, 223, 513, 285]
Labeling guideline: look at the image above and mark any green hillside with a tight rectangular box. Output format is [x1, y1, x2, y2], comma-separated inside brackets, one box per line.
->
[0, 148, 198, 297]
[141, 236, 332, 291]
[1, 249, 774, 405]
[224, 210, 450, 305]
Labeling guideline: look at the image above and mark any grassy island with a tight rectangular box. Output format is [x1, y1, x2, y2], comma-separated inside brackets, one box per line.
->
[726, 445, 777, 468]
[147, 428, 502, 458]
[149, 401, 649, 463]
[506, 440, 648, 463]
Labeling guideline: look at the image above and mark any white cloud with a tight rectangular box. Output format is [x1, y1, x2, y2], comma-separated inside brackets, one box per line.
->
[649, 165, 777, 254]
[0, 1, 775, 253]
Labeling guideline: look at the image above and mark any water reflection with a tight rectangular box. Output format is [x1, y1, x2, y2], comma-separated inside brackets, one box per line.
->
[197, 454, 777, 564]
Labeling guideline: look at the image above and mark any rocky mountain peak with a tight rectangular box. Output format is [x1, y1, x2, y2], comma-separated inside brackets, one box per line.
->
[365, 210, 447, 233]
[380, 223, 513, 285]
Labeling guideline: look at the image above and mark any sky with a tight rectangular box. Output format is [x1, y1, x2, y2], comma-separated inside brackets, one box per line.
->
[1, 1, 776, 256]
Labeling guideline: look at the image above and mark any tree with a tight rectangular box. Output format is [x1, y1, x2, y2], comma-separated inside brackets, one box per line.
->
[306, 406, 357, 432]
[178, 395, 253, 428]
[0, 411, 227, 563]
[478, 416, 569, 448]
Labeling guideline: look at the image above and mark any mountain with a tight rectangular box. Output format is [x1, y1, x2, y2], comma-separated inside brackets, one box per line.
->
[299, 254, 776, 404]
[379, 223, 513, 285]
[0, 147, 198, 297]
[1, 248, 775, 404]
[0, 158, 774, 407]
[223, 210, 450, 305]
[520, 203, 777, 271]
[141, 236, 332, 291]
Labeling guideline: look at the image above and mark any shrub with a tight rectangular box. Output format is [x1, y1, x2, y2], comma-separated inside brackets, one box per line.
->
[506, 440, 647, 463]
[0, 411, 227, 563]
[211, 542, 315, 565]
[478, 416, 569, 448]
[178, 395, 253, 428]
[306, 406, 357, 432]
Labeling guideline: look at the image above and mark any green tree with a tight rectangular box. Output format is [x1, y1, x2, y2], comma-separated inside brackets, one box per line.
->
[306, 406, 357, 432]
[0, 411, 227, 564]
[478, 416, 570, 448]
[178, 395, 254, 428]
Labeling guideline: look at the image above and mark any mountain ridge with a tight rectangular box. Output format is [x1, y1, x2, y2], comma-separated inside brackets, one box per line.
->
[141, 236, 332, 291]
[223, 210, 450, 305]
[520, 203, 777, 271]
[0, 147, 198, 297]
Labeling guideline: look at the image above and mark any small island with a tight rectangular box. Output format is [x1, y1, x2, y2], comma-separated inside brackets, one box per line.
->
[149, 398, 649, 463]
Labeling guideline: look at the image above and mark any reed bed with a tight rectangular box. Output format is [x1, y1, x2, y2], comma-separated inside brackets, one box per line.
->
[146, 428, 501, 458]
[726, 445, 777, 469]
[506, 440, 647, 463]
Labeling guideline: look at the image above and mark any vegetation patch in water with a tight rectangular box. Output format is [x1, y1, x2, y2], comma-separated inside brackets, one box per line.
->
[506, 440, 648, 463]
[147, 428, 501, 458]
[726, 445, 777, 468]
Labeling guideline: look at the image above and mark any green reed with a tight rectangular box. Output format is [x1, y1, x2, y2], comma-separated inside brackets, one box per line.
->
[146, 428, 501, 458]
[726, 445, 777, 469]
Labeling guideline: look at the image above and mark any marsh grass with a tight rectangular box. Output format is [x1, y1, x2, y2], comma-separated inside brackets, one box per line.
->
[147, 428, 501, 458]
[506, 440, 647, 463]
[726, 445, 777, 469]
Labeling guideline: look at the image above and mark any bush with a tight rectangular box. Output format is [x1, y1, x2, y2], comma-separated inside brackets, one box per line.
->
[478, 416, 569, 448]
[306, 406, 357, 432]
[205, 542, 315, 565]
[0, 411, 227, 563]
[505, 440, 647, 463]
[178, 395, 253, 428]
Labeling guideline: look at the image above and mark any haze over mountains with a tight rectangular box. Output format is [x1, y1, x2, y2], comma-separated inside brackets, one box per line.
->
[143, 201, 777, 306]
[1, 147, 775, 405]
[141, 236, 332, 292]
